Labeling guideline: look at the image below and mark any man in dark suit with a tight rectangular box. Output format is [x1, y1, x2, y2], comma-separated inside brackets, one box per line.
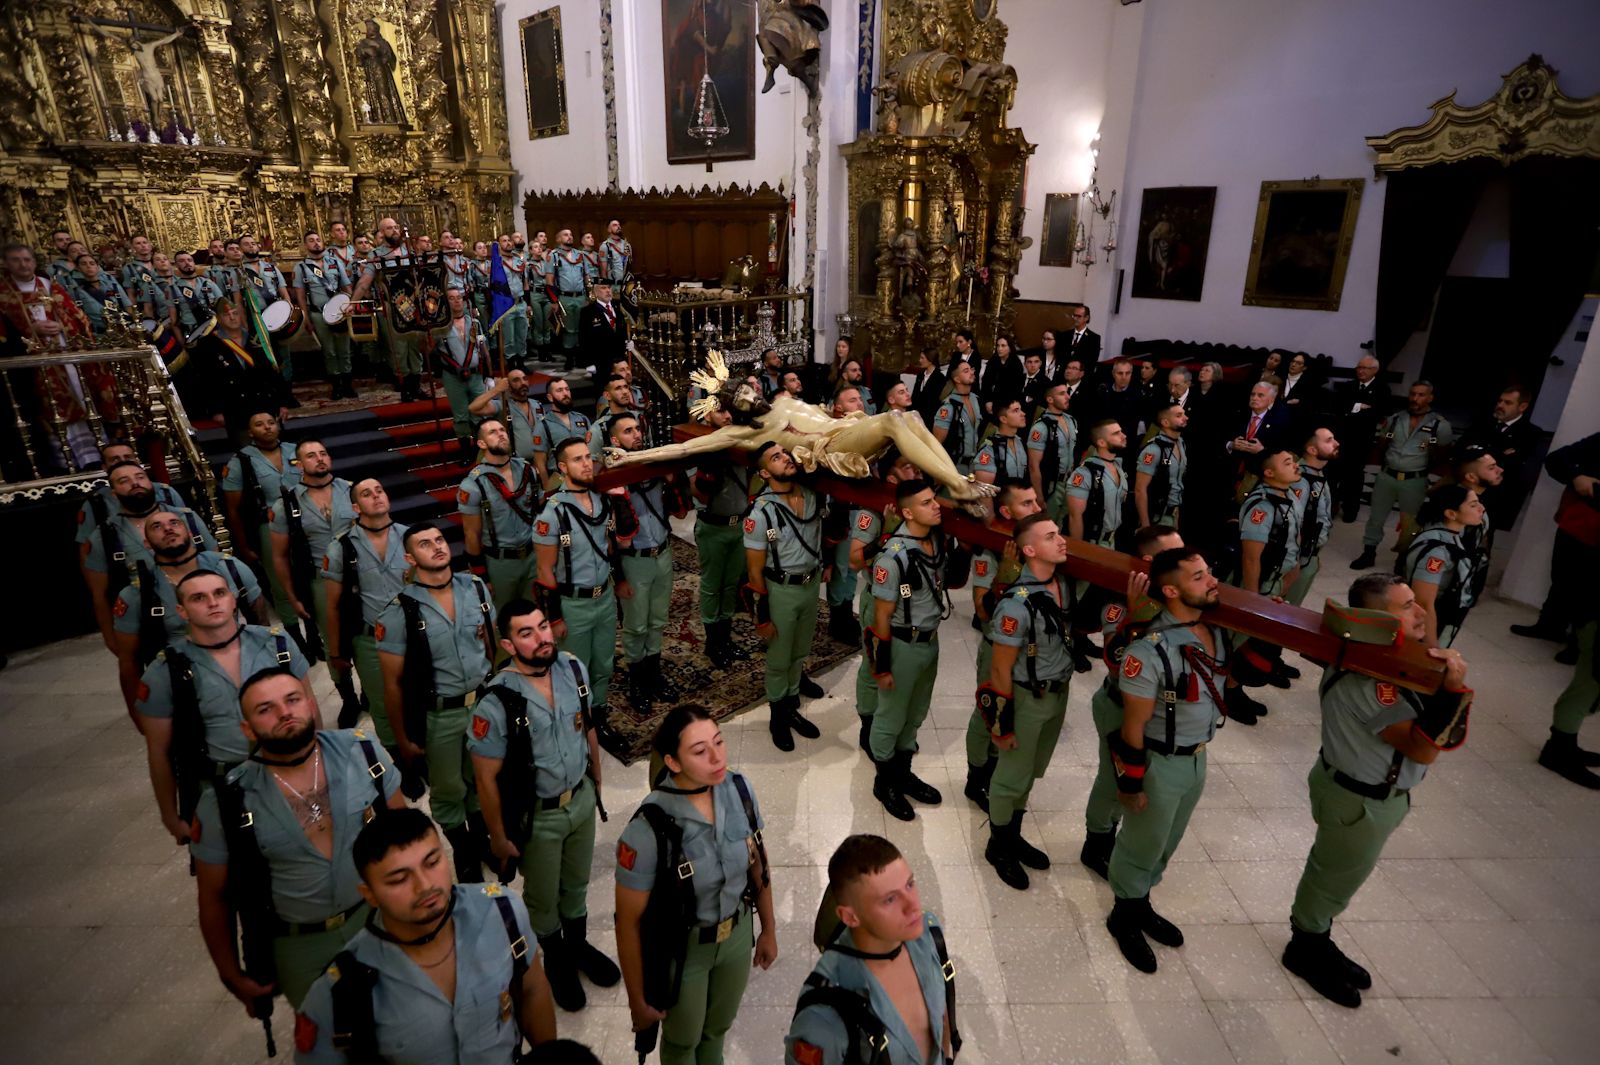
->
[910, 346, 946, 425]
[1061, 355, 1094, 426]
[1019, 351, 1051, 417]
[1329, 355, 1394, 521]
[1064, 305, 1101, 365]
[577, 279, 627, 367]
[1460, 384, 1544, 529]
[1096, 359, 1144, 464]
[1227, 380, 1292, 480]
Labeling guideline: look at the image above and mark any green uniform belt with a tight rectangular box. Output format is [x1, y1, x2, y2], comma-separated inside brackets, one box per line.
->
[694, 905, 745, 944]
[1144, 737, 1208, 757]
[765, 568, 818, 586]
[436, 687, 484, 710]
[1320, 752, 1408, 800]
[559, 288, 585, 296]
[274, 898, 365, 937]
[484, 543, 533, 560]
[535, 774, 589, 811]
[699, 512, 743, 527]
[890, 626, 939, 644]
[619, 543, 668, 558]
[559, 579, 612, 599]
[1383, 467, 1425, 481]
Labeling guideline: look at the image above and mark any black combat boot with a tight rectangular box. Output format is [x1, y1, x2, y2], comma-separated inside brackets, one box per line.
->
[333, 673, 364, 729]
[1011, 810, 1050, 871]
[628, 657, 655, 709]
[963, 756, 996, 812]
[1079, 828, 1116, 881]
[444, 824, 483, 884]
[562, 915, 622, 987]
[706, 619, 735, 668]
[896, 751, 943, 805]
[858, 716, 873, 755]
[787, 696, 821, 740]
[985, 818, 1029, 891]
[873, 753, 914, 822]
[1106, 896, 1157, 973]
[1539, 728, 1600, 788]
[1282, 925, 1361, 1008]
[647, 654, 680, 701]
[769, 696, 795, 752]
[1227, 686, 1266, 725]
[1072, 633, 1100, 673]
[1140, 896, 1184, 947]
[828, 607, 861, 647]
[1325, 934, 1373, 990]
[798, 672, 825, 699]
[538, 930, 587, 1011]
[1349, 547, 1377, 570]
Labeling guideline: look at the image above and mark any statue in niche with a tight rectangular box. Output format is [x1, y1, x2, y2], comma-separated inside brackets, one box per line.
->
[355, 19, 407, 125]
[85, 20, 191, 122]
[757, 0, 829, 99]
[891, 216, 926, 304]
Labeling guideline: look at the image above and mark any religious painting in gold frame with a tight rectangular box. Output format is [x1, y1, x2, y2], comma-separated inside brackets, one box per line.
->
[520, 7, 570, 140]
[1039, 193, 1078, 267]
[1242, 178, 1364, 311]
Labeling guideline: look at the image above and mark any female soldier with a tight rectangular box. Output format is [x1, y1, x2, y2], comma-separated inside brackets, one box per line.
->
[1403, 484, 1486, 648]
[615, 705, 778, 1065]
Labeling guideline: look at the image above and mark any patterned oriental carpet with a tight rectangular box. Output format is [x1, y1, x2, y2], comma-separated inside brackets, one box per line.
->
[600, 536, 855, 764]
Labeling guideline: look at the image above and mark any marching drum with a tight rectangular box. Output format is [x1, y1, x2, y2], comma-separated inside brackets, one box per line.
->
[262, 299, 303, 335]
[321, 292, 351, 324]
[346, 300, 378, 342]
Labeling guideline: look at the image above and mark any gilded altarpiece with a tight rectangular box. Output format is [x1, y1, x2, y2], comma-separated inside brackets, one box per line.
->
[842, 0, 1034, 371]
[0, 0, 513, 266]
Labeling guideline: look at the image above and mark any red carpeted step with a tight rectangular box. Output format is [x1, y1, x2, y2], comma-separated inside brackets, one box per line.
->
[381, 420, 458, 446]
[395, 440, 462, 463]
[369, 399, 449, 423]
[413, 461, 473, 491]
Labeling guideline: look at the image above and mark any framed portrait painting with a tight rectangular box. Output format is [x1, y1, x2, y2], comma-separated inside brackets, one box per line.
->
[1130, 186, 1216, 302]
[1242, 178, 1364, 311]
[662, 0, 756, 164]
[1039, 193, 1077, 267]
[520, 7, 569, 140]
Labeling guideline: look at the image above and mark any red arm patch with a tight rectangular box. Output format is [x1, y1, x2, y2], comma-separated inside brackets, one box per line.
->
[977, 452, 992, 466]
[471, 715, 490, 740]
[793, 1041, 824, 1065]
[1106, 604, 1124, 623]
[321, 555, 330, 571]
[857, 513, 872, 531]
[1142, 452, 1155, 465]
[1375, 682, 1398, 706]
[1250, 509, 1267, 525]
[1123, 655, 1143, 679]
[1070, 473, 1084, 487]
[294, 1013, 318, 1054]
[1000, 615, 1019, 636]
[617, 841, 637, 870]
[535, 520, 550, 536]
[873, 566, 889, 584]
[1425, 557, 1444, 574]
[373, 623, 386, 641]
[974, 559, 989, 577]
[136, 681, 150, 702]
[458, 488, 471, 505]
[112, 597, 128, 618]
[1030, 429, 1042, 442]
[744, 517, 757, 535]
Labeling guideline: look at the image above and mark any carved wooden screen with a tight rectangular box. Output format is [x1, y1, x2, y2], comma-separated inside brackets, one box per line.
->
[521, 184, 790, 288]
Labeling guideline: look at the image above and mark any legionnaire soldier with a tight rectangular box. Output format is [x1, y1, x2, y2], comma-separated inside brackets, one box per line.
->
[460, 418, 542, 615]
[469, 367, 547, 463]
[962, 481, 1042, 813]
[193, 668, 406, 1014]
[1283, 574, 1471, 1007]
[1353, 380, 1454, 569]
[691, 402, 755, 670]
[863, 479, 951, 821]
[240, 235, 295, 380]
[615, 707, 776, 1063]
[1065, 420, 1128, 550]
[293, 809, 559, 1062]
[441, 233, 471, 292]
[324, 479, 411, 758]
[973, 399, 1030, 486]
[353, 218, 426, 402]
[432, 288, 488, 455]
[1285, 427, 1339, 606]
[745, 442, 828, 752]
[293, 231, 356, 400]
[268, 439, 362, 723]
[535, 379, 592, 491]
[494, 233, 531, 366]
[1401, 485, 1487, 649]
[546, 229, 594, 371]
[591, 374, 644, 461]
[526, 236, 554, 358]
[135, 573, 313, 847]
[533, 438, 639, 714]
[1238, 449, 1304, 599]
[608, 414, 688, 705]
[1028, 381, 1078, 524]
[1103, 547, 1229, 973]
[325, 221, 355, 274]
[119, 233, 157, 300]
[1082, 524, 1185, 880]
[601, 218, 632, 284]
[469, 599, 621, 1013]
[114, 510, 264, 708]
[171, 251, 226, 337]
[470, 239, 493, 321]
[931, 359, 982, 475]
[978, 514, 1077, 890]
[851, 453, 924, 754]
[376, 523, 496, 883]
[1134, 404, 1189, 528]
[222, 409, 303, 637]
[785, 835, 961, 1065]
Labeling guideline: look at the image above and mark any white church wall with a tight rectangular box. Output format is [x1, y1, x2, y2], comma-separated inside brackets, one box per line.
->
[1103, 0, 1600, 364]
[500, 0, 612, 209]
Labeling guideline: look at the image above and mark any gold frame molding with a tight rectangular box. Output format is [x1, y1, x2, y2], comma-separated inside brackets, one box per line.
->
[1242, 178, 1364, 312]
[1038, 193, 1077, 268]
[1366, 54, 1600, 174]
[519, 6, 569, 141]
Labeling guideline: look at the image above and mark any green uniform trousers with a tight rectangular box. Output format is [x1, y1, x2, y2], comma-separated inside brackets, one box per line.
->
[558, 295, 586, 352]
[621, 551, 674, 661]
[660, 910, 754, 1065]
[485, 553, 537, 617]
[254, 522, 297, 628]
[1285, 554, 1321, 607]
[1046, 480, 1072, 528]
[311, 579, 349, 689]
[964, 636, 997, 768]
[529, 292, 551, 347]
[695, 519, 743, 624]
[853, 580, 878, 719]
[274, 903, 370, 1006]
[1553, 619, 1600, 734]
[425, 703, 479, 830]
[1085, 687, 1125, 834]
[1290, 760, 1410, 933]
[378, 315, 423, 376]
[501, 305, 528, 363]
[868, 637, 939, 761]
[440, 370, 486, 442]
[309, 310, 352, 376]
[559, 588, 616, 708]
[1362, 469, 1428, 548]
[1108, 749, 1207, 900]
[352, 633, 394, 747]
[989, 685, 1070, 827]
[763, 582, 819, 703]
[514, 778, 597, 936]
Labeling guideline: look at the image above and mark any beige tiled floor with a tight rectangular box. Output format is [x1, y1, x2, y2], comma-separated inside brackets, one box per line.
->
[2, 517, 1598, 1064]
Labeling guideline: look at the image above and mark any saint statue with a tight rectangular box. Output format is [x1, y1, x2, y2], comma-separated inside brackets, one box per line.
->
[892, 217, 926, 302]
[355, 19, 407, 125]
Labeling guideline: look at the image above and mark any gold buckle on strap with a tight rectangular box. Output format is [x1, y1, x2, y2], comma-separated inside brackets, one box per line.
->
[325, 910, 347, 931]
[557, 787, 574, 808]
[715, 916, 733, 943]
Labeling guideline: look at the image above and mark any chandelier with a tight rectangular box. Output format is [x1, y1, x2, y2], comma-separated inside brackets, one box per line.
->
[685, 2, 729, 172]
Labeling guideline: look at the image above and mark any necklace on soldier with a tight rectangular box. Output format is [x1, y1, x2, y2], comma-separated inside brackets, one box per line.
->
[271, 745, 327, 826]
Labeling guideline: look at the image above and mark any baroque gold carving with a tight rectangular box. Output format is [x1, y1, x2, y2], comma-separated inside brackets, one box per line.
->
[234, 0, 294, 157]
[1367, 54, 1600, 173]
[278, 0, 343, 162]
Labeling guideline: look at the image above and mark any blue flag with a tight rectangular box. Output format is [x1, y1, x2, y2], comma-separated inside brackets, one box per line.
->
[487, 243, 515, 336]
